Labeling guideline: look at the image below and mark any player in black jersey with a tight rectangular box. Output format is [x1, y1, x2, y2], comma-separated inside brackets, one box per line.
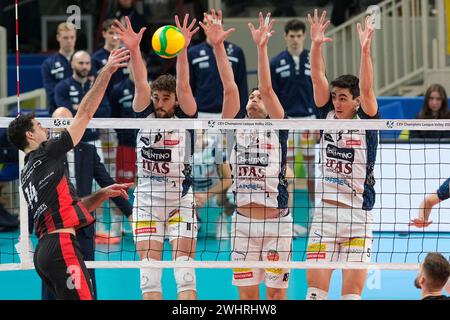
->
[7, 47, 132, 300]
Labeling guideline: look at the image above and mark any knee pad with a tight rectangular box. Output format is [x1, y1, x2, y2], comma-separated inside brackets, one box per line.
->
[174, 256, 197, 293]
[342, 294, 361, 300]
[306, 287, 328, 300]
[140, 258, 162, 294]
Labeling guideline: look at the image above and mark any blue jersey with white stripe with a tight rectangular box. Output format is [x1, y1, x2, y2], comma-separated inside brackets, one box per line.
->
[270, 49, 315, 117]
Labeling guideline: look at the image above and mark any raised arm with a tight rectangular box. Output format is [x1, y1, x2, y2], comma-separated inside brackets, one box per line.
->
[248, 12, 284, 119]
[112, 16, 150, 112]
[199, 10, 239, 119]
[175, 14, 200, 117]
[357, 15, 378, 117]
[307, 10, 333, 107]
[67, 48, 129, 147]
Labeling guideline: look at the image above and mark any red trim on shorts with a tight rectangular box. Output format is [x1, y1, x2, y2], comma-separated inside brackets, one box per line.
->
[306, 252, 326, 260]
[234, 272, 253, 280]
[58, 233, 93, 300]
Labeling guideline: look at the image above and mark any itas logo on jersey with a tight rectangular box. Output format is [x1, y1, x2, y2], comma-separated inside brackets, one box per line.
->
[142, 147, 172, 162]
[237, 153, 269, 166]
[326, 145, 355, 162]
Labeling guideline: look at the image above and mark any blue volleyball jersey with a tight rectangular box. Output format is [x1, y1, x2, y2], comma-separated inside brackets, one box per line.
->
[188, 41, 248, 116]
[41, 53, 72, 111]
[270, 49, 315, 117]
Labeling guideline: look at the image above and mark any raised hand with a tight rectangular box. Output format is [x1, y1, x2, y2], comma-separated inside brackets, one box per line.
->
[103, 47, 130, 74]
[307, 9, 332, 44]
[357, 15, 375, 53]
[112, 16, 146, 52]
[175, 13, 199, 49]
[248, 12, 275, 48]
[198, 9, 235, 47]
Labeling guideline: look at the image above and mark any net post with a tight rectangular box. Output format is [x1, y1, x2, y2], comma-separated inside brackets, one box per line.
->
[17, 151, 33, 269]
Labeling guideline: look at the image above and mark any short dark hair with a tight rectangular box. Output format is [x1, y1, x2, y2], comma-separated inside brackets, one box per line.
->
[423, 252, 450, 290]
[284, 19, 306, 34]
[151, 74, 176, 94]
[102, 18, 116, 32]
[330, 74, 360, 98]
[7, 113, 35, 151]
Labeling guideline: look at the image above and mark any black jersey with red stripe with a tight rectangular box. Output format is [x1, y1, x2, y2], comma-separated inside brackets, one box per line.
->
[21, 129, 95, 238]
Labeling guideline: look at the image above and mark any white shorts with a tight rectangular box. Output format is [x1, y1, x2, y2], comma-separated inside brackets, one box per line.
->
[231, 211, 293, 289]
[306, 202, 373, 263]
[132, 193, 198, 243]
[287, 114, 317, 160]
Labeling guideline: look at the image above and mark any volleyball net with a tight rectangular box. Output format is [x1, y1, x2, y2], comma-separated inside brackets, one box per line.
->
[1, 117, 450, 271]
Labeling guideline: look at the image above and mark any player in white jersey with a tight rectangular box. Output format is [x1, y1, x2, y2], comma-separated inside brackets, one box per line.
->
[304, 10, 379, 300]
[200, 11, 292, 300]
[113, 15, 199, 300]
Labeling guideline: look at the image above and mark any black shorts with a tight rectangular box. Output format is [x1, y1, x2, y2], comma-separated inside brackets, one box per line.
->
[34, 232, 95, 300]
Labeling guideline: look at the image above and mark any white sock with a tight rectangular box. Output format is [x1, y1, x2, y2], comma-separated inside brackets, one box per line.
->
[342, 294, 361, 300]
[306, 287, 328, 300]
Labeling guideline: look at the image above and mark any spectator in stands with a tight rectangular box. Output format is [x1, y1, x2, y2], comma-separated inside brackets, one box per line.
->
[41, 22, 77, 110]
[270, 19, 317, 234]
[188, 12, 248, 118]
[108, 0, 150, 53]
[414, 252, 450, 300]
[410, 84, 450, 140]
[92, 19, 130, 94]
[39, 107, 133, 300]
[54, 50, 110, 143]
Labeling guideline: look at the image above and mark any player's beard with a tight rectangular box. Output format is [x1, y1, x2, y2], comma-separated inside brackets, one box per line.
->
[75, 69, 90, 78]
[155, 108, 175, 118]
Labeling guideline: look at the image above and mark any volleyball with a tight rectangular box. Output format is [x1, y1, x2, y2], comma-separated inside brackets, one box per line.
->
[152, 25, 185, 59]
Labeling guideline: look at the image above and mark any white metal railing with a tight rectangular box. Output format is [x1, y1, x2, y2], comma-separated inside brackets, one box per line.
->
[0, 89, 47, 117]
[323, 0, 448, 95]
[0, 26, 7, 99]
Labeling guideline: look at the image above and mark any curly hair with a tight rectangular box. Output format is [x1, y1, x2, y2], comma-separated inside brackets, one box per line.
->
[7, 113, 35, 151]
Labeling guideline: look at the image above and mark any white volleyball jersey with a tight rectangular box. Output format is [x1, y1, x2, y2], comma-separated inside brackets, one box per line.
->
[317, 104, 379, 210]
[229, 128, 289, 208]
[135, 106, 196, 200]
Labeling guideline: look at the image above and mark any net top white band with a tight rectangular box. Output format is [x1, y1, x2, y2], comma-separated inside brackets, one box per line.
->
[2, 117, 450, 131]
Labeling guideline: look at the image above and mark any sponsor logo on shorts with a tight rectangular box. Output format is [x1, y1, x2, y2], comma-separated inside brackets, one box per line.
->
[168, 216, 184, 225]
[307, 243, 327, 260]
[134, 221, 157, 234]
[266, 268, 283, 275]
[306, 252, 326, 260]
[341, 238, 366, 248]
[283, 273, 290, 282]
[346, 139, 362, 146]
[233, 268, 254, 280]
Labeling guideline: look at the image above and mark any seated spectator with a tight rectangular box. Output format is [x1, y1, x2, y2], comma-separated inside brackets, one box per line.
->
[410, 84, 450, 140]
[414, 252, 450, 300]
